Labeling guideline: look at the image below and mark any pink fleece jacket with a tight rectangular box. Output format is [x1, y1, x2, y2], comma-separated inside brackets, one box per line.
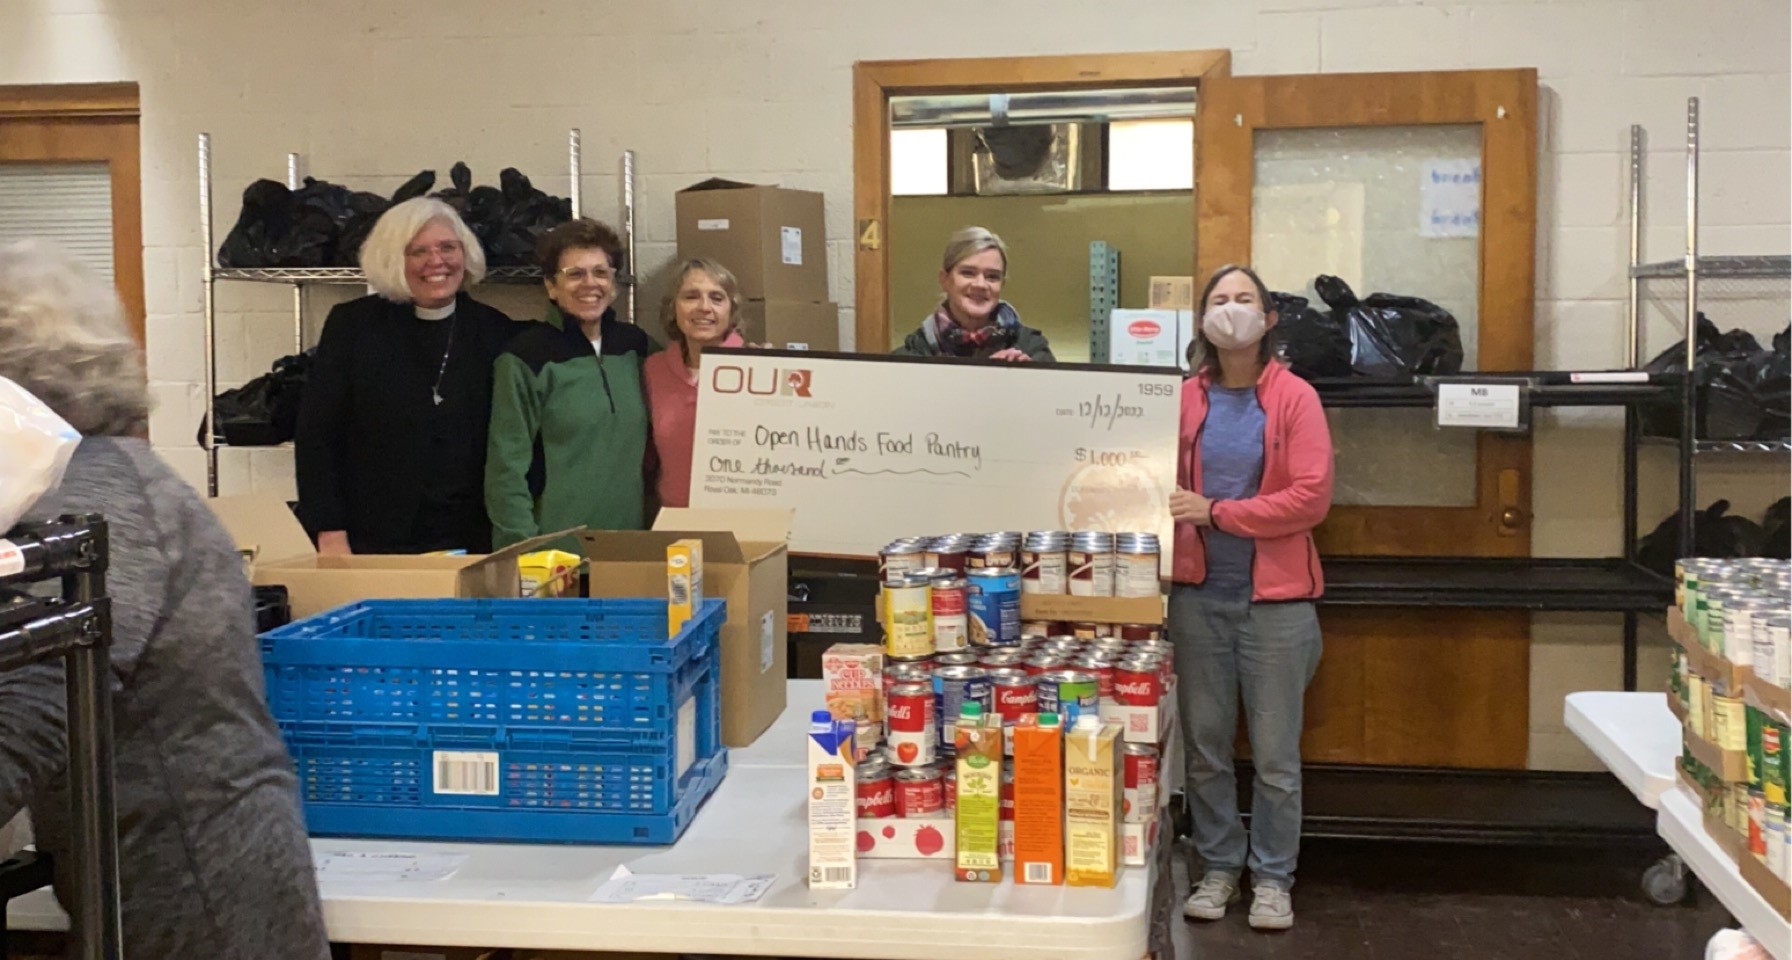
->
[1172, 359, 1335, 601]
[643, 333, 745, 509]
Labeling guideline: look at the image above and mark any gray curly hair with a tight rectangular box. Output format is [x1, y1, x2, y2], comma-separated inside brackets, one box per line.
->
[0, 240, 150, 436]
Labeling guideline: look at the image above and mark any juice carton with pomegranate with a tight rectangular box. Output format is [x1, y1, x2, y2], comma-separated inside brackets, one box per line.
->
[1064, 715, 1121, 887]
[807, 711, 858, 889]
[954, 702, 1004, 883]
[822, 643, 885, 756]
[1012, 712, 1065, 885]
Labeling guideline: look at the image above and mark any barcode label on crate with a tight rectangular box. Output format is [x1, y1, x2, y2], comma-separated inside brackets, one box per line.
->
[823, 867, 852, 884]
[1025, 863, 1053, 884]
[432, 751, 499, 796]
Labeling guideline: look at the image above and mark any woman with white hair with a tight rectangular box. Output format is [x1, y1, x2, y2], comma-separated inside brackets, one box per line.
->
[892, 226, 1054, 362]
[295, 197, 522, 554]
[0, 240, 329, 957]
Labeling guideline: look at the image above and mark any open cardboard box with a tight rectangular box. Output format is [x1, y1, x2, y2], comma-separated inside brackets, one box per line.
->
[207, 496, 558, 620]
[579, 508, 792, 748]
[1020, 594, 1163, 626]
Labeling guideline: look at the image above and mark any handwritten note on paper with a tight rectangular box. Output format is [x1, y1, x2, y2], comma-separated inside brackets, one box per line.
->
[590, 865, 775, 905]
[689, 351, 1181, 558]
[1420, 158, 1482, 239]
[314, 851, 469, 884]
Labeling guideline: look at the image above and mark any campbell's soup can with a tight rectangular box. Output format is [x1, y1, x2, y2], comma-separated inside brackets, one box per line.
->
[895, 765, 944, 818]
[979, 648, 1026, 671]
[1023, 653, 1065, 677]
[990, 668, 1038, 722]
[880, 541, 927, 580]
[944, 765, 957, 814]
[1000, 763, 1016, 822]
[1119, 623, 1161, 642]
[967, 567, 1022, 647]
[1123, 743, 1160, 824]
[931, 575, 969, 652]
[882, 574, 934, 660]
[934, 664, 992, 754]
[886, 681, 936, 767]
[1114, 658, 1164, 707]
[857, 760, 896, 818]
[1037, 670, 1100, 726]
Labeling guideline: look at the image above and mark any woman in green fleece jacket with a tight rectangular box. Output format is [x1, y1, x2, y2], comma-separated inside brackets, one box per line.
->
[486, 219, 658, 548]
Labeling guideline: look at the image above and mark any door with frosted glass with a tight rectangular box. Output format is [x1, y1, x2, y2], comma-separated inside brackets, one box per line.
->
[1195, 71, 1539, 769]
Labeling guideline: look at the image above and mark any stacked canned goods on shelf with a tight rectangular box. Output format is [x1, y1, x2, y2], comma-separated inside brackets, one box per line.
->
[1668, 556, 1792, 887]
[880, 530, 1162, 648]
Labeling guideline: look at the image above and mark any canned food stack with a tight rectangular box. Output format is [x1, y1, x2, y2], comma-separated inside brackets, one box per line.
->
[1667, 557, 1792, 898]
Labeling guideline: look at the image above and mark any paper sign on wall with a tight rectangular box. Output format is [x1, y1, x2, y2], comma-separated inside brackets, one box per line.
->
[1419, 159, 1481, 239]
[1436, 382, 1520, 429]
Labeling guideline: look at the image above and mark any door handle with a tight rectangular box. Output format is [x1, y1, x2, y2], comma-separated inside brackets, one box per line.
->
[1497, 468, 1526, 536]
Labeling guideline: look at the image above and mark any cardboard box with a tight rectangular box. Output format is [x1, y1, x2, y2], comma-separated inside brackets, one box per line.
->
[1669, 611, 1750, 693]
[1739, 846, 1792, 920]
[675, 179, 827, 302]
[579, 508, 791, 748]
[1684, 727, 1750, 782]
[739, 299, 840, 351]
[1149, 276, 1194, 311]
[207, 496, 553, 621]
[1100, 677, 1177, 745]
[856, 817, 954, 859]
[1745, 668, 1792, 723]
[1020, 594, 1163, 626]
[1108, 308, 1180, 369]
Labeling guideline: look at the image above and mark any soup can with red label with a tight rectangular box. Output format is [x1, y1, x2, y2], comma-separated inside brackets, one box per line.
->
[895, 765, 944, 818]
[1122, 743, 1159, 824]
[857, 760, 896, 818]
[886, 681, 936, 767]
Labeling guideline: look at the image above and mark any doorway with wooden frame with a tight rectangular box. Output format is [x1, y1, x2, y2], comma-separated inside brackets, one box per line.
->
[853, 56, 1539, 770]
[0, 83, 145, 347]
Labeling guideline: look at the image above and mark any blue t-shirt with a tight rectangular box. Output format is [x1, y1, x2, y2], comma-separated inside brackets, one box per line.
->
[1199, 384, 1266, 597]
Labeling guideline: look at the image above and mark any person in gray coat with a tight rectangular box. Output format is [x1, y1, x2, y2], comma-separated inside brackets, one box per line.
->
[892, 226, 1056, 362]
[0, 240, 329, 959]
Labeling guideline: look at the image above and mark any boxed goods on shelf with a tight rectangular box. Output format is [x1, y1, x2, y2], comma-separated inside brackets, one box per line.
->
[263, 598, 728, 845]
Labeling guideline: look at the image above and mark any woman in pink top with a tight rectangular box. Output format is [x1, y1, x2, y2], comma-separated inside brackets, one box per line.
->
[643, 259, 746, 509]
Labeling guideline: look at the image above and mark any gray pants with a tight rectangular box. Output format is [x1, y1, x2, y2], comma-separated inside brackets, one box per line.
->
[1169, 585, 1322, 891]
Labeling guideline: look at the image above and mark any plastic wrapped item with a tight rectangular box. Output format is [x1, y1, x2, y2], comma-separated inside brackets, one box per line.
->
[1643, 316, 1789, 440]
[1705, 929, 1770, 960]
[0, 376, 81, 533]
[1270, 291, 1351, 381]
[199, 353, 310, 447]
[1313, 275, 1464, 378]
[1636, 499, 1769, 576]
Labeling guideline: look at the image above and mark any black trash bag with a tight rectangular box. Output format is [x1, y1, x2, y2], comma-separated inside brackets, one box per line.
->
[431, 162, 474, 209]
[1641, 314, 1725, 374]
[330, 190, 393, 267]
[1270, 292, 1350, 381]
[1636, 499, 1770, 576]
[485, 167, 572, 266]
[1642, 314, 1783, 439]
[197, 353, 311, 447]
[390, 169, 436, 204]
[461, 185, 507, 253]
[217, 179, 297, 268]
[1763, 496, 1791, 560]
[1313, 275, 1464, 378]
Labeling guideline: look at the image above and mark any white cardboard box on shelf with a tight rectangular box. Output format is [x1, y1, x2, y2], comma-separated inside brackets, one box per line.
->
[1121, 817, 1160, 867]
[1100, 681, 1176, 745]
[857, 817, 953, 859]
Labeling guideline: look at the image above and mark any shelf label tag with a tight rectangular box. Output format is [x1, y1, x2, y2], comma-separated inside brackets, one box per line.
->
[1436, 382, 1521, 429]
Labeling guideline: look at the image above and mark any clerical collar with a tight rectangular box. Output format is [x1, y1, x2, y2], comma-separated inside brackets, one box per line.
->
[414, 302, 455, 321]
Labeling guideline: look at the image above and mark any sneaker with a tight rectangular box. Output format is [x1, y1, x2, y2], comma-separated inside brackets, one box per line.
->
[1248, 884, 1293, 930]
[1182, 873, 1240, 921]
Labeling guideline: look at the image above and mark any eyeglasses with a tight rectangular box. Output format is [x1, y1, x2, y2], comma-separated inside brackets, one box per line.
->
[557, 267, 616, 284]
[405, 240, 463, 260]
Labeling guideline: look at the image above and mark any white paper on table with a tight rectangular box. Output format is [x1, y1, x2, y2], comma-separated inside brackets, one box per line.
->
[314, 851, 469, 884]
[589, 865, 775, 905]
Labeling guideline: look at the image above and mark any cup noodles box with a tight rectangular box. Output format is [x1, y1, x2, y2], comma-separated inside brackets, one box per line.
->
[808, 711, 858, 889]
[1107, 309, 1180, 369]
[822, 643, 885, 753]
[1064, 717, 1122, 888]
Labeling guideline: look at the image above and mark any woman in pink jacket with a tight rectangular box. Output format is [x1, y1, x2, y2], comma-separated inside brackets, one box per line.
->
[1170, 264, 1334, 932]
[643, 258, 748, 510]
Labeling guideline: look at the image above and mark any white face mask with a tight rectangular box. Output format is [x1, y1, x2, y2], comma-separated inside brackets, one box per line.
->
[1202, 301, 1268, 351]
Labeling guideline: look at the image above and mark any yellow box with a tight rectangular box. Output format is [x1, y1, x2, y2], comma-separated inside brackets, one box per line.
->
[519, 549, 582, 598]
[666, 538, 705, 635]
[1065, 718, 1122, 888]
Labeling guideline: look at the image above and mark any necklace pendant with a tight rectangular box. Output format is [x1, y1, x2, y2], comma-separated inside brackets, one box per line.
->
[432, 389, 443, 406]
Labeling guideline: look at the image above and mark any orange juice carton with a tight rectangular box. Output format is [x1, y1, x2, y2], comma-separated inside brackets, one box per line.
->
[953, 702, 1004, 883]
[1012, 713, 1066, 885]
[822, 643, 885, 756]
[1065, 715, 1122, 887]
[807, 711, 857, 889]
[666, 538, 704, 635]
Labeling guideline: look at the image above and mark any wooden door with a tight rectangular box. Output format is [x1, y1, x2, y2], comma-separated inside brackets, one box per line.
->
[0, 83, 144, 345]
[1198, 70, 1538, 768]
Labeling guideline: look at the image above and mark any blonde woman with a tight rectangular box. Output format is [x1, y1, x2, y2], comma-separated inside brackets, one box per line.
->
[295, 197, 523, 554]
[641, 258, 748, 509]
[893, 226, 1054, 362]
[0, 240, 329, 958]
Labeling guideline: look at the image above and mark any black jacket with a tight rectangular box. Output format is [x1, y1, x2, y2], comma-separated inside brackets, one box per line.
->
[295, 292, 522, 553]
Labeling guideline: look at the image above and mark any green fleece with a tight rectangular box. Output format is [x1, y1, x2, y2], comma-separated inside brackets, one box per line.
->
[485, 305, 659, 548]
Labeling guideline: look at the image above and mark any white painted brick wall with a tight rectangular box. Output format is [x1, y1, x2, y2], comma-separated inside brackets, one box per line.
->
[6, 0, 1788, 770]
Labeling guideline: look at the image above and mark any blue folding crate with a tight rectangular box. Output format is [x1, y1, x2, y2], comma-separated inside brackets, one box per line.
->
[261, 598, 728, 844]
